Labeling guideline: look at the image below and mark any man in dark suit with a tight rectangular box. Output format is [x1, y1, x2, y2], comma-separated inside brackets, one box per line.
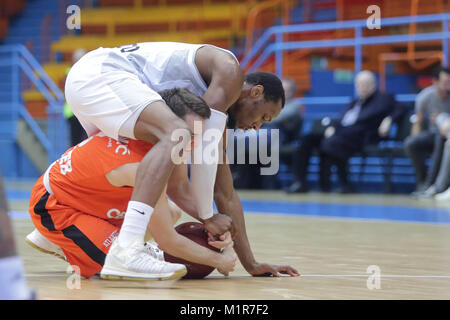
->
[287, 70, 406, 193]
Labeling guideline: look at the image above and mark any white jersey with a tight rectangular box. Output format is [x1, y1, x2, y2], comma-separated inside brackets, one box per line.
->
[65, 42, 237, 140]
[99, 42, 238, 98]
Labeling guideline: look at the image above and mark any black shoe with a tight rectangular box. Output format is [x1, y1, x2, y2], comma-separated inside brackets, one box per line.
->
[286, 181, 309, 193]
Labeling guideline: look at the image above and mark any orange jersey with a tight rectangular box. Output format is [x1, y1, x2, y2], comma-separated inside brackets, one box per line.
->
[45, 133, 153, 221]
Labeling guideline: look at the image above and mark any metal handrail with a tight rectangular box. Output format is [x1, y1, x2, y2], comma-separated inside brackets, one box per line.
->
[292, 93, 417, 106]
[406, 0, 446, 70]
[244, 0, 290, 54]
[0, 44, 65, 164]
[241, 13, 450, 73]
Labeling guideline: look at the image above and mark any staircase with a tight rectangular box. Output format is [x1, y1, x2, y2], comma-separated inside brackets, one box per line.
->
[0, 45, 65, 178]
[2, 0, 64, 62]
[16, 118, 48, 172]
[0, 0, 68, 177]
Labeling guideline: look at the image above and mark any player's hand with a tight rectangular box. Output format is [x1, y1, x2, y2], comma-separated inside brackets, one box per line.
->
[208, 231, 233, 250]
[217, 245, 237, 276]
[204, 213, 232, 236]
[247, 262, 300, 277]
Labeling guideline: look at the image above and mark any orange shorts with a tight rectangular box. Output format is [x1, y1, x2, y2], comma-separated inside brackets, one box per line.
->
[28, 177, 123, 278]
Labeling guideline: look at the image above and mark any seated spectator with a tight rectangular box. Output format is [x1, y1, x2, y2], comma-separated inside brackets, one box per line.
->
[286, 70, 406, 193]
[270, 78, 304, 141]
[268, 78, 304, 188]
[422, 112, 450, 200]
[404, 66, 450, 196]
[230, 78, 304, 190]
[229, 129, 264, 189]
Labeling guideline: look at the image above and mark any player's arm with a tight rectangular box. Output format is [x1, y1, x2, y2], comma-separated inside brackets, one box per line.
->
[188, 47, 244, 232]
[166, 162, 236, 236]
[213, 136, 300, 278]
[149, 193, 237, 273]
[197, 47, 244, 113]
[166, 163, 199, 219]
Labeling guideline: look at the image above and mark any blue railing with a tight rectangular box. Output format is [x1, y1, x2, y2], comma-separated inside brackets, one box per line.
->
[0, 44, 66, 167]
[241, 13, 450, 104]
[289, 93, 418, 107]
[242, 13, 449, 72]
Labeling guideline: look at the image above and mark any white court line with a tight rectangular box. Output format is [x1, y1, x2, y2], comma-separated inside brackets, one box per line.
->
[300, 274, 450, 278]
[25, 273, 450, 279]
[25, 273, 71, 278]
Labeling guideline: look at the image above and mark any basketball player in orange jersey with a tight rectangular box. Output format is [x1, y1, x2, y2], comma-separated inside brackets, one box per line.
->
[26, 89, 237, 280]
[65, 42, 298, 279]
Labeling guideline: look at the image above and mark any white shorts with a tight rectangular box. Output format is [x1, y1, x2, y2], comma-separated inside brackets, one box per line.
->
[65, 48, 163, 140]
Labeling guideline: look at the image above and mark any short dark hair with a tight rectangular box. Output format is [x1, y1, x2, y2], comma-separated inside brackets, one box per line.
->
[245, 72, 285, 108]
[432, 66, 450, 80]
[159, 88, 211, 119]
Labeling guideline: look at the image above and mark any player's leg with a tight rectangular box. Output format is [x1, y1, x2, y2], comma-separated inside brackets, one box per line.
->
[29, 214, 117, 279]
[0, 174, 35, 299]
[66, 64, 191, 250]
[50, 213, 120, 279]
[26, 177, 67, 263]
[29, 202, 185, 280]
[25, 228, 67, 262]
[116, 100, 191, 249]
[27, 181, 186, 281]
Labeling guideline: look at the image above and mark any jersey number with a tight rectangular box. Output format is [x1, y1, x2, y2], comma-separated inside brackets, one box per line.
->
[118, 44, 140, 53]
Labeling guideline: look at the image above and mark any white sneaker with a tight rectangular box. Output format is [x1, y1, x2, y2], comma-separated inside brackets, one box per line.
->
[25, 228, 67, 262]
[435, 187, 450, 201]
[100, 238, 186, 281]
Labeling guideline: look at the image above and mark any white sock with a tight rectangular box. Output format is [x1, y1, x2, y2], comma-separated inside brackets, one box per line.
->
[117, 201, 153, 247]
[0, 256, 34, 300]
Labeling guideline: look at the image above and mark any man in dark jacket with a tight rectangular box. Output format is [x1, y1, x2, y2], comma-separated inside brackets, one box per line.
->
[287, 70, 406, 193]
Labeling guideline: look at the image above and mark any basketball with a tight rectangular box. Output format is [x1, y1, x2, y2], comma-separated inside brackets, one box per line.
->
[163, 222, 220, 279]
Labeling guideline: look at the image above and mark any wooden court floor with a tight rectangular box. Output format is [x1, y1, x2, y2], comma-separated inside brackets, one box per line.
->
[9, 190, 450, 300]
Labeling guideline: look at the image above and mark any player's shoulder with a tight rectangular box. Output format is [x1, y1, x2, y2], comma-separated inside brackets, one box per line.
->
[198, 44, 239, 66]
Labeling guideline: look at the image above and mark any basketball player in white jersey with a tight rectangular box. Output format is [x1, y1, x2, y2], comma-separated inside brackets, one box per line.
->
[65, 42, 298, 280]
